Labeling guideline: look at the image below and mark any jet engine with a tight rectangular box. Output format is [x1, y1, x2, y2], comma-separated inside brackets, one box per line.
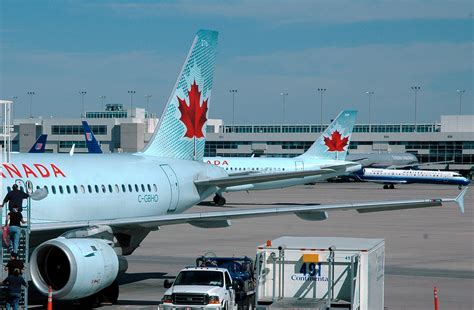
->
[30, 237, 121, 300]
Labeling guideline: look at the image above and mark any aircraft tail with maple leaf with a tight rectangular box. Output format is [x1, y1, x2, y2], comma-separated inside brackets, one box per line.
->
[141, 29, 218, 161]
[297, 110, 357, 161]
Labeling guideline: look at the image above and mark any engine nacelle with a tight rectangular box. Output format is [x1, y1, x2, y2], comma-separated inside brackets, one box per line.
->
[30, 237, 119, 300]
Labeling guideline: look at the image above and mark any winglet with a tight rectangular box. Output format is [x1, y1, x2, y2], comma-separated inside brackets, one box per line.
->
[454, 187, 468, 214]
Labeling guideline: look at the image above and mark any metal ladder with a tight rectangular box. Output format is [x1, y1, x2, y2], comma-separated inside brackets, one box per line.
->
[1, 180, 31, 309]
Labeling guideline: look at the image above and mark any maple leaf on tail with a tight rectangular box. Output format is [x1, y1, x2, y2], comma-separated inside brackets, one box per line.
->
[177, 81, 208, 138]
[323, 130, 349, 152]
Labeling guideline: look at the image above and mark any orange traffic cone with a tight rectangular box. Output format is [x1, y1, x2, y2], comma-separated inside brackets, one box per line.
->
[47, 286, 53, 310]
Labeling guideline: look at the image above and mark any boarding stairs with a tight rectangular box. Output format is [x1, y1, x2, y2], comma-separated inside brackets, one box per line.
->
[0, 180, 32, 309]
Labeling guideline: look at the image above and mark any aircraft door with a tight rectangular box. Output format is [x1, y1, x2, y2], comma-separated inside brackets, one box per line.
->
[295, 161, 304, 171]
[160, 164, 180, 212]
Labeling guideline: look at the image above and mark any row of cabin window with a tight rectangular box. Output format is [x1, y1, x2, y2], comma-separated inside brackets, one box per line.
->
[7, 184, 158, 195]
[224, 167, 286, 171]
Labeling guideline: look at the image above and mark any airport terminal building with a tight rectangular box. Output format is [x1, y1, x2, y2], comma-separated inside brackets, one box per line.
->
[10, 104, 474, 173]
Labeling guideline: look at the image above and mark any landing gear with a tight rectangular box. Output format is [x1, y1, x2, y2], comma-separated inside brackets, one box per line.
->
[383, 184, 388, 189]
[458, 185, 462, 190]
[213, 194, 226, 206]
[389, 184, 395, 189]
[80, 280, 119, 307]
[98, 280, 119, 305]
[383, 184, 395, 189]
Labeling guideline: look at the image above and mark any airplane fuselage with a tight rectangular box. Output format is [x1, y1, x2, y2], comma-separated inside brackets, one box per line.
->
[356, 168, 470, 186]
[1, 153, 224, 224]
[204, 156, 360, 191]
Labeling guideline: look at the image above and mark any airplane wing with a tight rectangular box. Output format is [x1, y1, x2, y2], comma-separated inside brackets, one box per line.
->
[30, 188, 468, 232]
[195, 163, 360, 188]
[194, 169, 335, 188]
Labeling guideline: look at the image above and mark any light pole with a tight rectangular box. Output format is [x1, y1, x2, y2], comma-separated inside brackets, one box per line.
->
[280, 92, 288, 123]
[79, 90, 87, 118]
[128, 90, 136, 112]
[366, 91, 374, 124]
[317, 88, 326, 130]
[229, 89, 238, 127]
[99, 95, 106, 110]
[145, 94, 152, 117]
[411, 86, 420, 132]
[457, 89, 465, 114]
[27, 91, 35, 118]
[11, 96, 17, 119]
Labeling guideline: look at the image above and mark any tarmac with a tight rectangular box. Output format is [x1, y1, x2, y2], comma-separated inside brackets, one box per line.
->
[81, 183, 474, 309]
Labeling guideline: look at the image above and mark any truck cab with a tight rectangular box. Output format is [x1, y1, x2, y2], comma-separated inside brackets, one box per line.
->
[161, 267, 236, 310]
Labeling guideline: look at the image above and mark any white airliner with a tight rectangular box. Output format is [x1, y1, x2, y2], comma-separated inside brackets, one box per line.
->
[204, 110, 361, 205]
[0, 30, 467, 305]
[355, 168, 471, 189]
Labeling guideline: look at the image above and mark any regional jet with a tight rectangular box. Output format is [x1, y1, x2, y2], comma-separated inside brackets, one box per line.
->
[0, 30, 467, 306]
[354, 168, 470, 189]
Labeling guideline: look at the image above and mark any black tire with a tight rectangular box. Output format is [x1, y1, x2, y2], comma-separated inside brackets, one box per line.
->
[79, 294, 98, 309]
[98, 280, 119, 305]
[383, 184, 388, 189]
[389, 184, 395, 189]
[213, 195, 220, 205]
[218, 196, 226, 206]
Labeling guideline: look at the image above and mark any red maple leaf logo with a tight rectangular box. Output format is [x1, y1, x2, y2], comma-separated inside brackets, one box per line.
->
[323, 130, 349, 152]
[177, 80, 208, 138]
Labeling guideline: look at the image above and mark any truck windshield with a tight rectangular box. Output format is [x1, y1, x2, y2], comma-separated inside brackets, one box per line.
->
[174, 271, 224, 287]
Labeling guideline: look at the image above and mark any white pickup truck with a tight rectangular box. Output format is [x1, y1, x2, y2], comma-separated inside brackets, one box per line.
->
[161, 266, 237, 310]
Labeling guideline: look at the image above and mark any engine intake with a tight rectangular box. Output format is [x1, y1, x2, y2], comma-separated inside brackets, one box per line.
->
[30, 237, 120, 300]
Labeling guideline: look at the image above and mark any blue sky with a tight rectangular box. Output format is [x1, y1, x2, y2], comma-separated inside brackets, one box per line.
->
[0, 0, 472, 124]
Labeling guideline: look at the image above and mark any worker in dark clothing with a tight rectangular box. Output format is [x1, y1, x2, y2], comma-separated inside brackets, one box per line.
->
[5, 253, 24, 275]
[3, 268, 27, 310]
[2, 184, 29, 212]
[6, 207, 26, 255]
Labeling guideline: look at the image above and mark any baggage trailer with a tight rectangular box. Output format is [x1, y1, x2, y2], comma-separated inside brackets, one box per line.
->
[255, 236, 385, 310]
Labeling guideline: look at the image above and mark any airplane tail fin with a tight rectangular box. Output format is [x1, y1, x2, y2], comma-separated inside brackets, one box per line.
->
[82, 121, 103, 154]
[297, 110, 357, 161]
[28, 134, 48, 153]
[141, 30, 218, 161]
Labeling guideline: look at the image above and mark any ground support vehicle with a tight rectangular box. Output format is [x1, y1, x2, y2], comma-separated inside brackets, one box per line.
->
[255, 236, 385, 310]
[161, 266, 237, 310]
[196, 256, 256, 309]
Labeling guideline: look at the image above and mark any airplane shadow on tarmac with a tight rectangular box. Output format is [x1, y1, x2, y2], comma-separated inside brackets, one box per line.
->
[117, 272, 174, 285]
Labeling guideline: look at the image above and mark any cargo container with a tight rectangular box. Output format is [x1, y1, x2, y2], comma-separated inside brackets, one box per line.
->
[255, 236, 384, 310]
